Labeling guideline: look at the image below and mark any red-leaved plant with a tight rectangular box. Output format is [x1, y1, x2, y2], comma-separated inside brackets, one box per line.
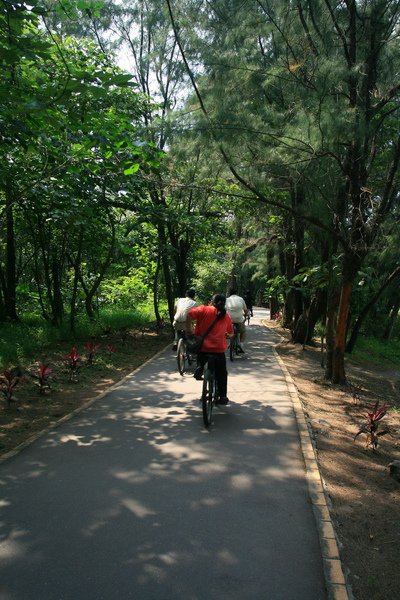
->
[36, 363, 52, 394]
[85, 340, 99, 366]
[354, 400, 389, 449]
[106, 344, 116, 354]
[67, 347, 80, 381]
[0, 369, 20, 405]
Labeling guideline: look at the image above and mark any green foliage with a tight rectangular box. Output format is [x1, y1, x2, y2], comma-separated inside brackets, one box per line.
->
[191, 255, 233, 301]
[0, 306, 155, 366]
[350, 336, 400, 368]
[265, 276, 288, 303]
[100, 271, 152, 308]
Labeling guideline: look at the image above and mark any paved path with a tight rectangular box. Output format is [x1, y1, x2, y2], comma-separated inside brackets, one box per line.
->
[0, 308, 327, 600]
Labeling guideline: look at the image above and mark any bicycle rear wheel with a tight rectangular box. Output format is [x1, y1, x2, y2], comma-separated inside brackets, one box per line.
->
[229, 339, 234, 362]
[230, 332, 238, 362]
[176, 337, 186, 376]
[202, 373, 214, 427]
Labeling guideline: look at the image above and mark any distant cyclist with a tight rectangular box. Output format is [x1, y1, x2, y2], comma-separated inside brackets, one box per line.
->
[186, 293, 233, 404]
[172, 289, 198, 351]
[226, 288, 248, 353]
[243, 290, 254, 317]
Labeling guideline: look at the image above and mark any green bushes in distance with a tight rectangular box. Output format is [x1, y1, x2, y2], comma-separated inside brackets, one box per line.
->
[0, 305, 159, 367]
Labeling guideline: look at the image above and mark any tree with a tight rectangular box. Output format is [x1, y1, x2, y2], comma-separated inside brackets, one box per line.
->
[167, 0, 400, 383]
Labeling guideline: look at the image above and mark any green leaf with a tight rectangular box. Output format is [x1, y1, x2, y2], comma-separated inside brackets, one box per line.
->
[124, 164, 140, 175]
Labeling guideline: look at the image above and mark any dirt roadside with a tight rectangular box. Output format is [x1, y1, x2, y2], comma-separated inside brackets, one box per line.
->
[266, 320, 400, 600]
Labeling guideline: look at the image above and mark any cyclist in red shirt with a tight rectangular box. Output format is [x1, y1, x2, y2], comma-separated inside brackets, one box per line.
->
[186, 293, 234, 404]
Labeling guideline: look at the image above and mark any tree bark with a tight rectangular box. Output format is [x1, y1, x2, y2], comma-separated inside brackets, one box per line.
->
[4, 181, 18, 320]
[332, 279, 353, 384]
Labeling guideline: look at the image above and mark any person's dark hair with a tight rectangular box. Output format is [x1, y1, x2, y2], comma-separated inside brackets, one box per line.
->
[186, 289, 195, 298]
[211, 293, 226, 317]
[229, 288, 237, 296]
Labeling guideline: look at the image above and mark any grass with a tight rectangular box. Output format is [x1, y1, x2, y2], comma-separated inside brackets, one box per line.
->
[0, 305, 163, 368]
[350, 335, 400, 368]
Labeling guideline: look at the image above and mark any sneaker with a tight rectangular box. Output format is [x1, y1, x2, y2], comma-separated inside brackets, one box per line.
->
[193, 367, 204, 380]
[218, 396, 229, 405]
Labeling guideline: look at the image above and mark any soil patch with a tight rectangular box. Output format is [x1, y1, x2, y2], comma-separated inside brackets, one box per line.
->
[266, 320, 400, 600]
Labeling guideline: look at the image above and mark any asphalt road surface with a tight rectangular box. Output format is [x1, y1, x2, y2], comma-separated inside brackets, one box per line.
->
[0, 307, 327, 600]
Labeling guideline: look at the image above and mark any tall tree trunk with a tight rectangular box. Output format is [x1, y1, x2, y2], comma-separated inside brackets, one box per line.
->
[4, 181, 18, 320]
[158, 223, 175, 323]
[51, 253, 64, 326]
[69, 227, 84, 333]
[324, 292, 337, 381]
[0, 263, 6, 321]
[293, 287, 327, 345]
[153, 252, 162, 324]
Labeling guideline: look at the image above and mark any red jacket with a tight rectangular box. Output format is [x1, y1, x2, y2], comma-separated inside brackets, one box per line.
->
[187, 305, 233, 352]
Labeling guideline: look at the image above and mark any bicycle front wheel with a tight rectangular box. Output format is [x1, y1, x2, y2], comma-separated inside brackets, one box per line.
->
[177, 338, 186, 376]
[202, 377, 213, 427]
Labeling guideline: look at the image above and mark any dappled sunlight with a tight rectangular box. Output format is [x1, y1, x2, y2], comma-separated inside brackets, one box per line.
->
[189, 496, 221, 510]
[242, 427, 282, 437]
[216, 548, 240, 565]
[82, 505, 121, 537]
[148, 440, 208, 462]
[230, 473, 253, 491]
[111, 469, 150, 484]
[59, 433, 112, 447]
[120, 497, 157, 519]
[0, 528, 29, 560]
[190, 462, 227, 476]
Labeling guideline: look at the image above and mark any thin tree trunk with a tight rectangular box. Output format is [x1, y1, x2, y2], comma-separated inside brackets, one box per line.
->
[153, 252, 162, 324]
[4, 181, 18, 320]
[69, 227, 84, 333]
[346, 266, 400, 352]
[382, 296, 400, 341]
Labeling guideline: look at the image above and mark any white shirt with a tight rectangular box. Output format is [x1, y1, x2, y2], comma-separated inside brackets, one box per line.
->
[226, 295, 247, 322]
[173, 297, 198, 322]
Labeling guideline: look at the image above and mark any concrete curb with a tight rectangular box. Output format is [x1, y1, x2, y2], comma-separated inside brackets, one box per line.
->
[263, 321, 350, 600]
[0, 344, 170, 465]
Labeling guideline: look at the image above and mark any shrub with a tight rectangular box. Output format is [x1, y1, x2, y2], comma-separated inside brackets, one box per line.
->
[354, 400, 389, 449]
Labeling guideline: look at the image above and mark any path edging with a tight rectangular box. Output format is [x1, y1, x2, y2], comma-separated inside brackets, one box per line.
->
[263, 321, 351, 600]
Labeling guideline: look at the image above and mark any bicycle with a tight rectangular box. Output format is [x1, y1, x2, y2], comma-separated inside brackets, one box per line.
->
[176, 331, 193, 376]
[201, 355, 218, 427]
[229, 323, 241, 361]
